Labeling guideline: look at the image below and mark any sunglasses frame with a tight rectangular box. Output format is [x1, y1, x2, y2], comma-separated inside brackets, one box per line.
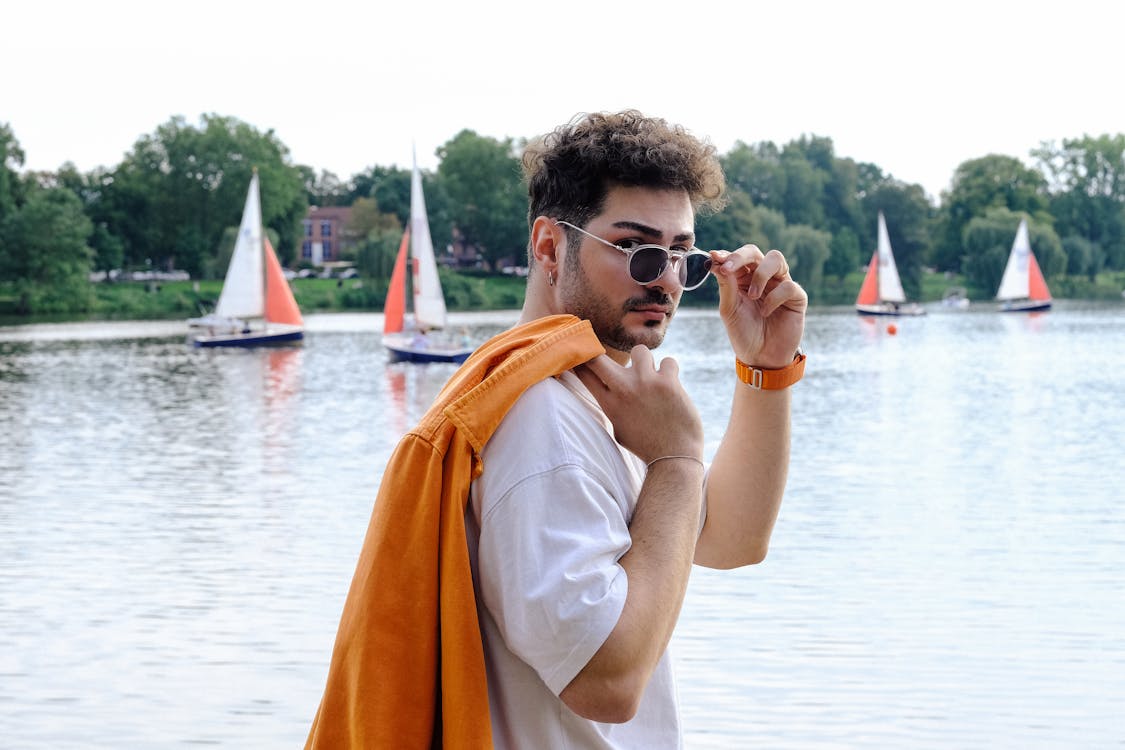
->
[555, 220, 713, 291]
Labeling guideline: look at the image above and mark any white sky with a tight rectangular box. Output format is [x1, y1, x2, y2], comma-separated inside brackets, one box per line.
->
[4, 0, 1120, 201]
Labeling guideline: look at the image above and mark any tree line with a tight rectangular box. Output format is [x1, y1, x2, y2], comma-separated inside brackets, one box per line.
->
[2, 115, 1123, 315]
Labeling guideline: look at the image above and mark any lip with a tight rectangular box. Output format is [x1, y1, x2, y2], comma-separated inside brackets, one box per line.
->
[629, 305, 671, 321]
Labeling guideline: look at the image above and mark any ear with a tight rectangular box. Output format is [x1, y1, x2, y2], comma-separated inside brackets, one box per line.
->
[529, 216, 561, 274]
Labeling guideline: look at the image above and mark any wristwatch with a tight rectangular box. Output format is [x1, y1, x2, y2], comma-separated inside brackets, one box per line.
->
[735, 348, 806, 390]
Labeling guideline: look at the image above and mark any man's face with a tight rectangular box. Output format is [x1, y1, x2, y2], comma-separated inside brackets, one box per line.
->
[558, 185, 696, 356]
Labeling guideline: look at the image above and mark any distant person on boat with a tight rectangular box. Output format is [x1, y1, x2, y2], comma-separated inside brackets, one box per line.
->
[410, 328, 430, 350]
[305, 110, 807, 749]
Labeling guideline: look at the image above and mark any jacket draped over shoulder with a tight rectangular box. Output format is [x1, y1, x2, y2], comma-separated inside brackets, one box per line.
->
[305, 314, 605, 749]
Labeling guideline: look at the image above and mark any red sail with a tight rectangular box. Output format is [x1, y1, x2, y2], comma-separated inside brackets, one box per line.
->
[855, 251, 880, 305]
[1027, 252, 1052, 302]
[383, 228, 410, 335]
[264, 237, 304, 326]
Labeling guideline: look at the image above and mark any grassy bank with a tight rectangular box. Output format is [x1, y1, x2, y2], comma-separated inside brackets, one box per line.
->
[0, 271, 528, 323]
[2, 268, 1122, 325]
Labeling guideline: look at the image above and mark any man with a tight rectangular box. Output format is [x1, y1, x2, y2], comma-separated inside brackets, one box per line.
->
[304, 110, 806, 749]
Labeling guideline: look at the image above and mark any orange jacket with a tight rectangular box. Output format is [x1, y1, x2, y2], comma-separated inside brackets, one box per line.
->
[305, 314, 604, 749]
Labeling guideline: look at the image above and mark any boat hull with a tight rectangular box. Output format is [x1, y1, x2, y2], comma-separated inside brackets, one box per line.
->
[191, 326, 304, 348]
[998, 299, 1052, 313]
[383, 334, 473, 364]
[856, 302, 927, 317]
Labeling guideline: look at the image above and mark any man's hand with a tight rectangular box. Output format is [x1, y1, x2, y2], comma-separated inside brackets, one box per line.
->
[573, 346, 703, 464]
[710, 246, 807, 368]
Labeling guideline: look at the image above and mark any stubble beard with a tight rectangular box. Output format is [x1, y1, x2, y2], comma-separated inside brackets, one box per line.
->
[559, 254, 676, 354]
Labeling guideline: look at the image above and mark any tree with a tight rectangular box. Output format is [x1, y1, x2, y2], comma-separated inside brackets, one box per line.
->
[862, 181, 934, 300]
[437, 131, 526, 269]
[931, 155, 1050, 272]
[303, 168, 349, 207]
[1061, 235, 1104, 280]
[0, 185, 94, 313]
[721, 141, 786, 210]
[97, 114, 307, 276]
[0, 122, 26, 226]
[780, 223, 832, 294]
[1034, 134, 1125, 269]
[348, 197, 404, 278]
[961, 208, 1064, 295]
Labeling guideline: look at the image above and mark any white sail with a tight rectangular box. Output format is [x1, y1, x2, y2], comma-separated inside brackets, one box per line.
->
[876, 211, 906, 303]
[996, 219, 1032, 301]
[214, 173, 265, 320]
[409, 155, 448, 330]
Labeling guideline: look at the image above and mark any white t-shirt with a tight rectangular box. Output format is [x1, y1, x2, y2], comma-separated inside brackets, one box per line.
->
[467, 371, 684, 750]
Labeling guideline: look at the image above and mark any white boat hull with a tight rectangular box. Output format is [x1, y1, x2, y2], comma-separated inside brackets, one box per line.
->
[856, 302, 927, 317]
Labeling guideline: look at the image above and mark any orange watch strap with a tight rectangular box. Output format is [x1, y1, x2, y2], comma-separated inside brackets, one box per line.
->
[735, 352, 806, 390]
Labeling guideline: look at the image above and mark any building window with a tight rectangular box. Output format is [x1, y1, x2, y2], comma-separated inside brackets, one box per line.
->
[302, 240, 312, 258]
[322, 240, 332, 259]
[321, 221, 332, 237]
[303, 220, 312, 237]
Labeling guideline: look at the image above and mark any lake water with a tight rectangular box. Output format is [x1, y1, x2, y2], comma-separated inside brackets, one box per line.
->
[1, 303, 1122, 749]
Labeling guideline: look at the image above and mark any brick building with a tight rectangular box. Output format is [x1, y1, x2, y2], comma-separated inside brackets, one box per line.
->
[301, 206, 355, 265]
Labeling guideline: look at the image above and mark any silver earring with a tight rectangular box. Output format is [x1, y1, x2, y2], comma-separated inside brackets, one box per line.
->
[547, 270, 556, 287]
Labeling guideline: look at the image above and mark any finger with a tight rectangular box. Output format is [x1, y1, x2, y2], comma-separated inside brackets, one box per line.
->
[629, 344, 656, 372]
[715, 244, 764, 277]
[655, 353, 680, 379]
[758, 278, 809, 317]
[747, 249, 791, 299]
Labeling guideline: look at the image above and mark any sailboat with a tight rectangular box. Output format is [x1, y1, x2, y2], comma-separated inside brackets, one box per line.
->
[855, 211, 926, 316]
[381, 157, 474, 364]
[995, 218, 1052, 313]
[188, 171, 304, 347]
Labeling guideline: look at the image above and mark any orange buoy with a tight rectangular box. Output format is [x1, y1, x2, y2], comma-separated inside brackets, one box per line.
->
[886, 323, 898, 335]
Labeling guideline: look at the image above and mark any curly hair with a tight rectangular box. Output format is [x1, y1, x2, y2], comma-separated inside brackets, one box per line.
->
[522, 110, 727, 238]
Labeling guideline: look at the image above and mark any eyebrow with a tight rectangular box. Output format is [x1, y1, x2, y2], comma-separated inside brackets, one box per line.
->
[609, 220, 694, 245]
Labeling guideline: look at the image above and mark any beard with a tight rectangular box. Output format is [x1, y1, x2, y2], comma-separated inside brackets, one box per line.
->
[559, 256, 677, 353]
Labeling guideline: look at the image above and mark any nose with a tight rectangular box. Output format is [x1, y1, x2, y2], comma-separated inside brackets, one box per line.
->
[644, 254, 685, 292]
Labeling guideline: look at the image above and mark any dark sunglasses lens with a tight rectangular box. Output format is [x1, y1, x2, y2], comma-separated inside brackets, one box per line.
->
[629, 246, 669, 284]
[682, 254, 712, 289]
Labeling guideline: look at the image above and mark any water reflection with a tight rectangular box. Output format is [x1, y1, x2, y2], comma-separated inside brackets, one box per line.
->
[1, 306, 1123, 748]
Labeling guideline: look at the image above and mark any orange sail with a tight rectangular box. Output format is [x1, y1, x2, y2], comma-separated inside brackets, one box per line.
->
[264, 237, 304, 326]
[1027, 252, 1052, 302]
[383, 228, 410, 335]
[855, 251, 879, 306]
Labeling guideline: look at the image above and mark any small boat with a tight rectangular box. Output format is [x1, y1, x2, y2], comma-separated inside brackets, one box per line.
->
[382, 155, 474, 364]
[941, 286, 970, 310]
[189, 172, 304, 347]
[855, 212, 926, 316]
[996, 218, 1052, 313]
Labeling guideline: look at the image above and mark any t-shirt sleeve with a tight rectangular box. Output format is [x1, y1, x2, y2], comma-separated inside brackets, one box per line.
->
[476, 462, 630, 696]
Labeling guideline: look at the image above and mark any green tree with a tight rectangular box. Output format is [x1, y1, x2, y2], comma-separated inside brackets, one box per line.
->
[932, 155, 1050, 272]
[721, 141, 786, 210]
[355, 225, 405, 280]
[0, 185, 94, 314]
[303, 167, 349, 207]
[862, 181, 934, 300]
[824, 226, 862, 279]
[1061, 235, 1104, 280]
[0, 122, 26, 225]
[437, 131, 527, 269]
[351, 165, 411, 220]
[1034, 134, 1125, 269]
[961, 208, 1064, 295]
[98, 114, 307, 276]
[781, 223, 832, 294]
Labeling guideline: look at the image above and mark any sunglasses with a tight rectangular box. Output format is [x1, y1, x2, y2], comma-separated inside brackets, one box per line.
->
[555, 220, 713, 291]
